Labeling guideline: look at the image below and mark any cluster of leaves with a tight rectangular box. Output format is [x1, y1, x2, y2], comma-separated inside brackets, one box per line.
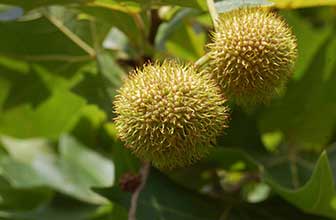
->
[0, 0, 336, 219]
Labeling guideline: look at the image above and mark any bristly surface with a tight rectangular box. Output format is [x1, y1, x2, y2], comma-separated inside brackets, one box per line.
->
[114, 60, 230, 169]
[208, 7, 298, 106]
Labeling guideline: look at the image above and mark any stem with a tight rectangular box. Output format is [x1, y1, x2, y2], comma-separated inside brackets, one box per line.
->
[195, 53, 211, 68]
[288, 143, 300, 188]
[90, 19, 100, 52]
[207, 0, 219, 27]
[128, 162, 151, 220]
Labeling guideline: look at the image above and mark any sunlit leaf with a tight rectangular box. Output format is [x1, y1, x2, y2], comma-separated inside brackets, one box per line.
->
[0, 135, 114, 204]
[267, 152, 336, 219]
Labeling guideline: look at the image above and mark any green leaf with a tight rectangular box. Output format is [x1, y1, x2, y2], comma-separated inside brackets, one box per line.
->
[0, 16, 87, 57]
[89, 0, 141, 13]
[168, 148, 261, 191]
[0, 135, 115, 204]
[0, 65, 51, 110]
[270, 0, 336, 9]
[0, 76, 11, 111]
[0, 0, 89, 10]
[102, 123, 140, 179]
[213, 0, 336, 10]
[0, 178, 52, 211]
[215, 0, 273, 13]
[266, 151, 336, 219]
[165, 22, 206, 61]
[281, 11, 333, 80]
[259, 24, 336, 150]
[0, 5, 23, 21]
[152, 0, 207, 10]
[5, 199, 128, 220]
[155, 9, 196, 51]
[78, 5, 144, 52]
[156, 9, 206, 61]
[106, 169, 225, 220]
[72, 53, 125, 118]
[0, 90, 86, 139]
[96, 52, 126, 104]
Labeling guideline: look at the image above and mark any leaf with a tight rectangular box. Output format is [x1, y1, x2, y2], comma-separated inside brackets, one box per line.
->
[0, 90, 86, 139]
[59, 135, 115, 188]
[152, 0, 207, 10]
[281, 11, 333, 80]
[271, 0, 336, 9]
[155, 8, 196, 51]
[89, 0, 141, 13]
[0, 76, 11, 111]
[102, 123, 140, 179]
[96, 52, 126, 103]
[165, 21, 206, 61]
[214, 0, 336, 10]
[0, 5, 23, 21]
[106, 169, 225, 220]
[168, 148, 261, 191]
[0, 0, 90, 10]
[7, 198, 98, 220]
[0, 135, 115, 204]
[79, 5, 143, 51]
[0, 6, 102, 91]
[0, 178, 52, 211]
[0, 16, 87, 57]
[70, 108, 139, 180]
[215, 0, 273, 13]
[229, 197, 329, 220]
[266, 151, 336, 219]
[0, 65, 51, 110]
[259, 31, 336, 150]
[4, 198, 128, 220]
[156, 9, 206, 61]
[72, 52, 125, 118]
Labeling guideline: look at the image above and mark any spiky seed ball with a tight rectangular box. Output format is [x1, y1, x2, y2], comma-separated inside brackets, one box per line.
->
[208, 7, 298, 106]
[114, 60, 229, 169]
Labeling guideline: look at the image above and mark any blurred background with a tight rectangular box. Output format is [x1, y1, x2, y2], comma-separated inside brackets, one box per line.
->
[0, 0, 335, 219]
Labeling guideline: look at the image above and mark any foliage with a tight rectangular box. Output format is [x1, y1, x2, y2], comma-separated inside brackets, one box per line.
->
[0, 0, 335, 219]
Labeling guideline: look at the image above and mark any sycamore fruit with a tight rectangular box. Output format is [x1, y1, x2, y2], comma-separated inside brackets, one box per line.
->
[208, 7, 298, 106]
[114, 60, 229, 169]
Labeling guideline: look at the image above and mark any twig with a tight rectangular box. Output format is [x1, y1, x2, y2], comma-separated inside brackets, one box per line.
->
[128, 161, 151, 220]
[89, 18, 100, 52]
[195, 53, 211, 68]
[132, 13, 147, 40]
[207, 0, 219, 28]
[288, 144, 300, 188]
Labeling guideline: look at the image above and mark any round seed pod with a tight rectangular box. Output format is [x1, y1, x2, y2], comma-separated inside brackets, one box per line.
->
[114, 60, 229, 169]
[208, 7, 298, 106]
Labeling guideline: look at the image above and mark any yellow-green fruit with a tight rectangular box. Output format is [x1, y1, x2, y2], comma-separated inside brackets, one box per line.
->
[208, 7, 298, 105]
[114, 60, 229, 169]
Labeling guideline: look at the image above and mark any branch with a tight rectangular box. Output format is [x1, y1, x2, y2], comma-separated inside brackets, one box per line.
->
[148, 9, 162, 46]
[288, 145, 300, 189]
[128, 162, 151, 220]
[195, 53, 211, 69]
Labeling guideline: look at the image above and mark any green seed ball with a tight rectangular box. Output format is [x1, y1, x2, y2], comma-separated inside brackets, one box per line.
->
[114, 60, 229, 169]
[208, 7, 298, 106]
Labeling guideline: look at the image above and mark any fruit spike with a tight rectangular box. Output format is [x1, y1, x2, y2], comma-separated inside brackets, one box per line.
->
[114, 60, 229, 169]
[208, 7, 298, 106]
